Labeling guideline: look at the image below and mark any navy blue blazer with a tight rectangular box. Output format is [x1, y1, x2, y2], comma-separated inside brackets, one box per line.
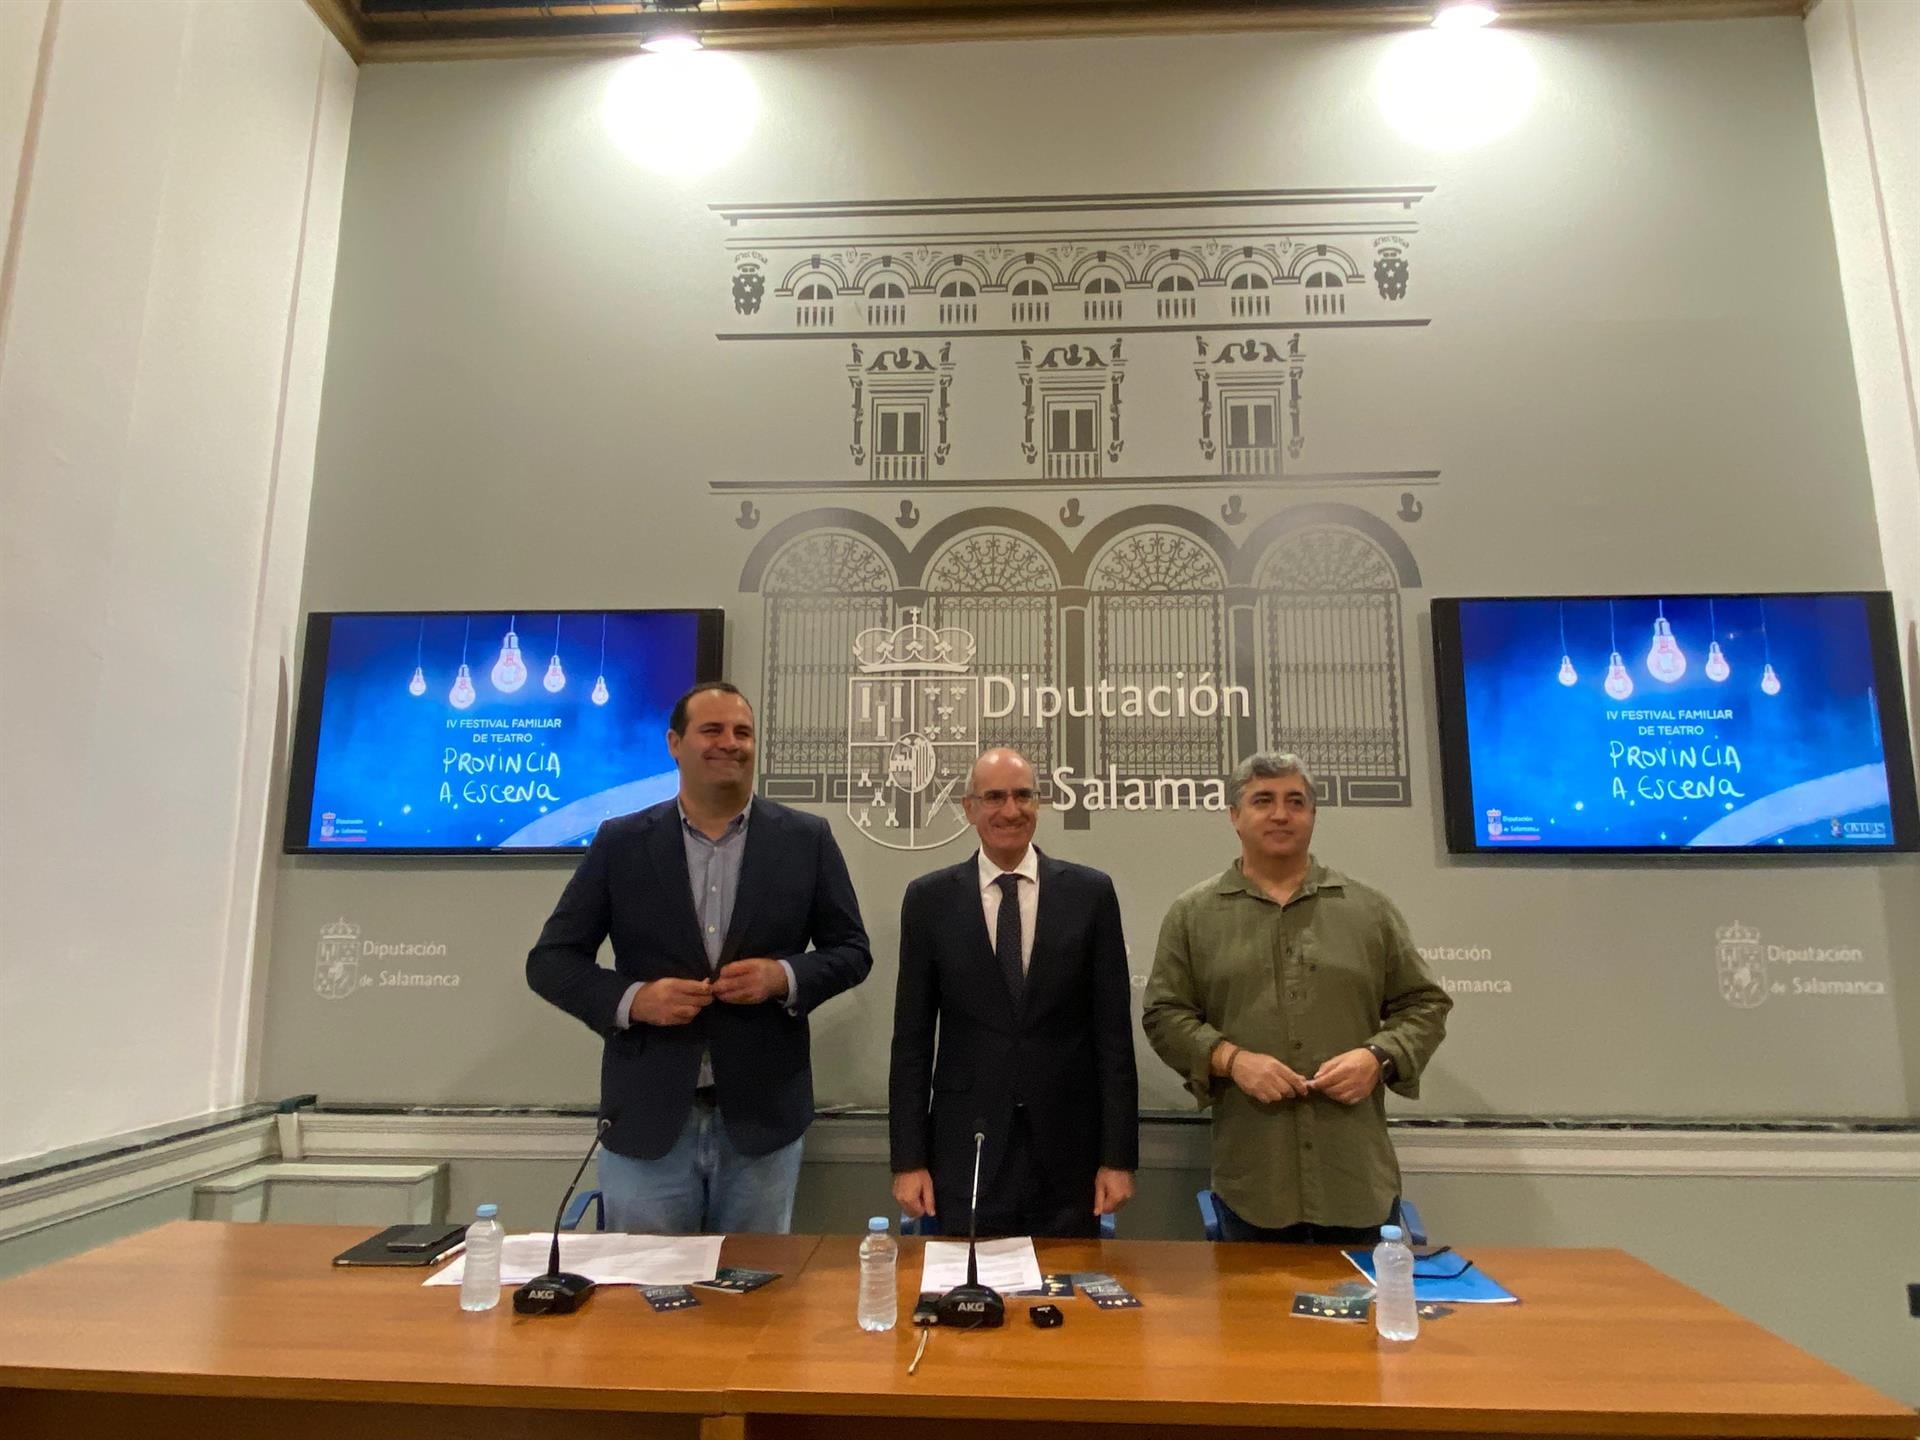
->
[888, 850, 1139, 1220]
[527, 797, 871, 1161]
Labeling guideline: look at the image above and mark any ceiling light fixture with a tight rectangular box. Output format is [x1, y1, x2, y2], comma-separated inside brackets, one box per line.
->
[640, 30, 703, 54]
[1432, 2, 1498, 28]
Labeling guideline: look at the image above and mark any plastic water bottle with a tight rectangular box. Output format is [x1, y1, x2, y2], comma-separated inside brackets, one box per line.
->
[1372, 1223, 1418, 1341]
[459, 1203, 504, 1312]
[857, 1215, 898, 1331]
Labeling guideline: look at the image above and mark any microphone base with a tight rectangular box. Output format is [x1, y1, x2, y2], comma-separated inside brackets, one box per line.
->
[513, 1271, 596, 1314]
[935, 1282, 1005, 1329]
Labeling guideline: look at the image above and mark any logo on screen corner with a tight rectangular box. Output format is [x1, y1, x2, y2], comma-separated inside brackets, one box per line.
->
[315, 917, 365, 1001]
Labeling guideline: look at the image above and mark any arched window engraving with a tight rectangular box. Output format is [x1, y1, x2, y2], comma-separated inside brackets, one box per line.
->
[867, 279, 907, 327]
[925, 531, 1061, 784]
[1155, 273, 1196, 321]
[761, 532, 896, 799]
[796, 279, 835, 329]
[1302, 265, 1346, 317]
[938, 278, 978, 326]
[1229, 269, 1270, 319]
[1088, 529, 1230, 781]
[1256, 527, 1407, 805]
[1083, 272, 1123, 324]
[1011, 274, 1050, 325]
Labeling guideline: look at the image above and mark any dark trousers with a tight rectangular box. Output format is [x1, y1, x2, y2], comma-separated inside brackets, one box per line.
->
[972, 1104, 1101, 1240]
[1214, 1193, 1382, 1246]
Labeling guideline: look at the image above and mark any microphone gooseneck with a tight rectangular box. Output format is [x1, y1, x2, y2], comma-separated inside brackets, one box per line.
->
[966, 1130, 985, 1288]
[546, 1117, 612, 1277]
[514, 1116, 612, 1315]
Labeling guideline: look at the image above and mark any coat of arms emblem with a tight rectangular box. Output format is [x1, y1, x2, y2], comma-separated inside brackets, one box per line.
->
[847, 609, 979, 850]
[1715, 921, 1768, 1009]
[315, 917, 362, 1001]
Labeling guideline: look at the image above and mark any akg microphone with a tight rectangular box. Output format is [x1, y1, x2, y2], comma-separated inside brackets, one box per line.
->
[514, 1116, 611, 1315]
[935, 1124, 1005, 1329]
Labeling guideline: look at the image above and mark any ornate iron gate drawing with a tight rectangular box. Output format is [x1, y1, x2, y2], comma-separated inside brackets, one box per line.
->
[924, 531, 1061, 788]
[1089, 529, 1230, 781]
[760, 532, 895, 802]
[1256, 527, 1408, 805]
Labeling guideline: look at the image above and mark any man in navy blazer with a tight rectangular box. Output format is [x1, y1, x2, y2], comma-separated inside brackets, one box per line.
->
[889, 747, 1138, 1238]
[527, 682, 871, 1233]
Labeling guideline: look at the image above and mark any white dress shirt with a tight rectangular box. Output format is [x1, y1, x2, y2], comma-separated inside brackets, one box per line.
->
[977, 846, 1040, 975]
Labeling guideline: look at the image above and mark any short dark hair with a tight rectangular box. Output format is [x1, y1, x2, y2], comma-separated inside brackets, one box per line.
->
[669, 681, 752, 736]
[1228, 751, 1318, 810]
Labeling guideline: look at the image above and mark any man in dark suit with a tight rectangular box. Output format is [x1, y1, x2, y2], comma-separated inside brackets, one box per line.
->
[527, 681, 871, 1233]
[889, 747, 1138, 1238]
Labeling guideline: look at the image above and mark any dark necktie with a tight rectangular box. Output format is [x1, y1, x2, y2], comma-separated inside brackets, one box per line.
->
[994, 873, 1024, 1006]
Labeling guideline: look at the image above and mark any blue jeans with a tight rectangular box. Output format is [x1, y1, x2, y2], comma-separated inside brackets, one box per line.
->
[596, 1096, 804, 1234]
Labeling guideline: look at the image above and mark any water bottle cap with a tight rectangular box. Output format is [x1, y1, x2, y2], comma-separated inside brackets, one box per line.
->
[1379, 1224, 1404, 1241]
[867, 1216, 888, 1232]
[476, 1203, 499, 1219]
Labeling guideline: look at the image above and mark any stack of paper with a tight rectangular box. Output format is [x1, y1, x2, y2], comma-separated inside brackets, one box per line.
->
[425, 1233, 725, 1288]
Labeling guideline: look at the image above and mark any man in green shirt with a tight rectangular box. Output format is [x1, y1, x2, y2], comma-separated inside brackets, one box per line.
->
[1143, 752, 1451, 1243]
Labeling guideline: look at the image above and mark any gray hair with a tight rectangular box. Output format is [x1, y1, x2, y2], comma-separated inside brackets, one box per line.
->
[1227, 751, 1318, 810]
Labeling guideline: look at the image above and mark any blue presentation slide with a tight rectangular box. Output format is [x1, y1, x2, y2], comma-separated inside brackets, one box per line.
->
[305, 611, 700, 850]
[1456, 595, 1898, 850]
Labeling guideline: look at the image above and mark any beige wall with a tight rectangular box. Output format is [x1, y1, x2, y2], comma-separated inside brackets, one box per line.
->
[1808, 0, 1920, 767]
[0, 0, 356, 1165]
[266, 17, 1919, 1122]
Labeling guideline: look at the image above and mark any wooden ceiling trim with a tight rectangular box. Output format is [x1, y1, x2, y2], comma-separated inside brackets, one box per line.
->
[309, 0, 1807, 66]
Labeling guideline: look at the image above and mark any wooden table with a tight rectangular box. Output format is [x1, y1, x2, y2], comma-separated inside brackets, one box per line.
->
[0, 1221, 817, 1439]
[0, 1223, 1911, 1439]
[739, 1235, 1918, 1438]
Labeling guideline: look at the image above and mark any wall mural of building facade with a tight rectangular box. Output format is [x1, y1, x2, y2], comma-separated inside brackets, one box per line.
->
[714, 189, 1437, 844]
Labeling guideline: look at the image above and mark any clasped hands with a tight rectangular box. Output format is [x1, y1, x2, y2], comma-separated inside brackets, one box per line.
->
[627, 958, 787, 1026]
[1220, 1044, 1383, 1106]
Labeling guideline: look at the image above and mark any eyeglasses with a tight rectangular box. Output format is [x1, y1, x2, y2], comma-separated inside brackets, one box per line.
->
[967, 788, 1038, 808]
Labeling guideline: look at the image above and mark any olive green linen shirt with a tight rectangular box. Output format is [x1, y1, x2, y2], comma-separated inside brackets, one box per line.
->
[1142, 858, 1451, 1230]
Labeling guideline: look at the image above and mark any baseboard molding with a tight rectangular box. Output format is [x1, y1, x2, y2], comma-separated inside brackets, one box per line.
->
[0, 1118, 276, 1245]
[292, 1110, 1920, 1181]
[6, 1109, 1912, 1246]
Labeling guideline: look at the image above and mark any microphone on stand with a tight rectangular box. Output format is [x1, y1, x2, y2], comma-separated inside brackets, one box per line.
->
[935, 1124, 1005, 1329]
[514, 1116, 611, 1315]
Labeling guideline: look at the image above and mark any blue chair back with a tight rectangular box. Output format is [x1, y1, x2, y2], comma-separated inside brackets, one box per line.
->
[560, 1188, 605, 1231]
[1196, 1189, 1425, 1245]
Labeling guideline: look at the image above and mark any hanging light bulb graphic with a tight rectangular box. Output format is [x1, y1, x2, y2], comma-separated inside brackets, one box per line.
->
[590, 612, 610, 705]
[1645, 604, 1686, 683]
[1557, 655, 1577, 686]
[491, 617, 528, 693]
[1604, 651, 1634, 701]
[1704, 641, 1730, 683]
[542, 615, 566, 693]
[407, 618, 428, 696]
[450, 663, 477, 709]
[1756, 601, 1781, 696]
[1600, 602, 1632, 699]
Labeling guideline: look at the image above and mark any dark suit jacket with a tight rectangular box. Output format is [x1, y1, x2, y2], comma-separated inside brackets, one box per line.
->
[889, 849, 1139, 1221]
[527, 797, 871, 1161]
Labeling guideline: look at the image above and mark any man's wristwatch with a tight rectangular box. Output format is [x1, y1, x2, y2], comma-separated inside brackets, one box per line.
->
[1362, 1044, 1397, 1082]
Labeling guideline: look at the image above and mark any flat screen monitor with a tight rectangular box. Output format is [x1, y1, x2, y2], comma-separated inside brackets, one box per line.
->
[1430, 593, 1918, 855]
[285, 609, 724, 854]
